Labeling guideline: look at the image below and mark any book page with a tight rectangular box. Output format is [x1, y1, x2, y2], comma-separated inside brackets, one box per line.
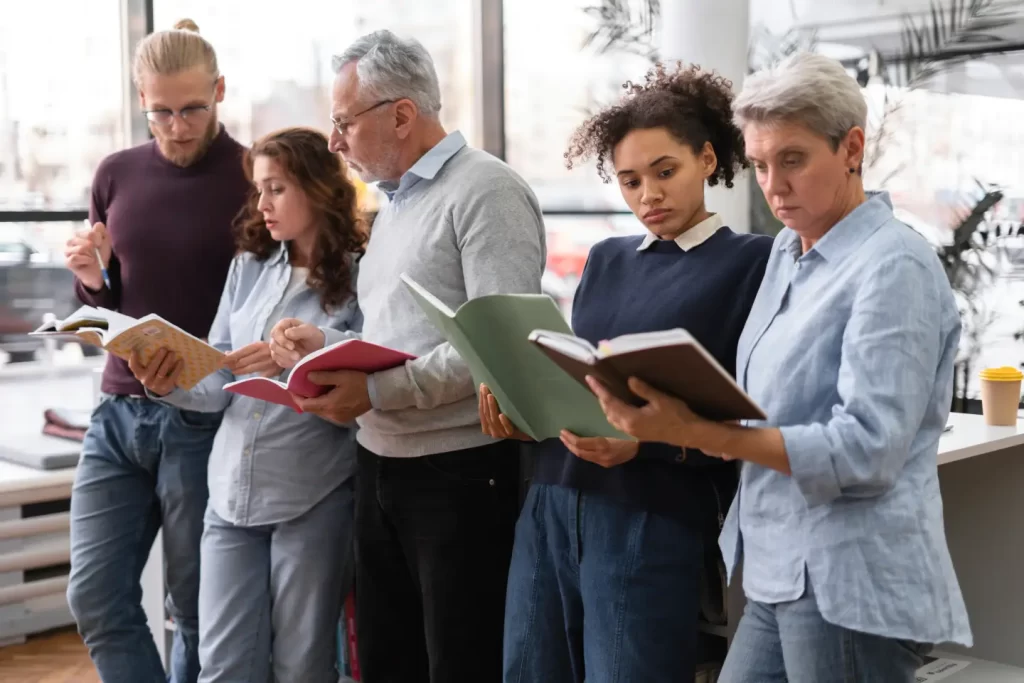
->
[528, 330, 598, 363]
[56, 306, 108, 331]
[599, 328, 694, 357]
[104, 319, 225, 390]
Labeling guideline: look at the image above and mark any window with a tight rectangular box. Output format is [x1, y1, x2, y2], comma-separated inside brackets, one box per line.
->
[0, 1, 125, 210]
[153, 0, 480, 156]
[542, 215, 646, 316]
[504, 0, 651, 212]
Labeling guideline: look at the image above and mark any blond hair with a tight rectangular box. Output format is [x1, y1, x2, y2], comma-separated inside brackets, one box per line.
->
[132, 18, 219, 87]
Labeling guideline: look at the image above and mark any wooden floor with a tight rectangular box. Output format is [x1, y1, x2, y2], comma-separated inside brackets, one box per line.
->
[0, 627, 99, 683]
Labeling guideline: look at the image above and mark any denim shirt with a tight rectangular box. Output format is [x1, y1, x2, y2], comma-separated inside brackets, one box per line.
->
[159, 245, 362, 526]
[720, 192, 972, 646]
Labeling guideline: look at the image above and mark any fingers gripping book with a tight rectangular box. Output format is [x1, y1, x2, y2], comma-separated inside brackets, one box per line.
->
[31, 305, 224, 390]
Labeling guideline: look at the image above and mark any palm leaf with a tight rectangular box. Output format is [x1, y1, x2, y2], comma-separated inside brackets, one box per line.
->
[881, 0, 1019, 88]
[582, 0, 661, 60]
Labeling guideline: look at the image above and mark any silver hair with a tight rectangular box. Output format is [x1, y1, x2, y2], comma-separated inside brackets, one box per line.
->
[733, 52, 867, 149]
[332, 30, 442, 118]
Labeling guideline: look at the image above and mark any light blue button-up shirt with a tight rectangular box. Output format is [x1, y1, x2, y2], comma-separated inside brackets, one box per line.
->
[160, 245, 362, 526]
[720, 192, 972, 646]
[376, 130, 467, 201]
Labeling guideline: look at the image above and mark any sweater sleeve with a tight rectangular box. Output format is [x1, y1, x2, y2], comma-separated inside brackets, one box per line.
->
[74, 161, 120, 309]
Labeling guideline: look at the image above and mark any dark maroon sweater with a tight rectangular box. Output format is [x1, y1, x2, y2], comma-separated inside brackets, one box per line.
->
[76, 126, 250, 396]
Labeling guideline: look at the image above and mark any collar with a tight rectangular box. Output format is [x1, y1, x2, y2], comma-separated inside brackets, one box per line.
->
[267, 242, 289, 266]
[778, 191, 893, 262]
[636, 213, 724, 252]
[378, 130, 467, 198]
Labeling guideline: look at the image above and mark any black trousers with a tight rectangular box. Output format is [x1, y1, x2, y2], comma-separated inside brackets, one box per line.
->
[354, 440, 522, 683]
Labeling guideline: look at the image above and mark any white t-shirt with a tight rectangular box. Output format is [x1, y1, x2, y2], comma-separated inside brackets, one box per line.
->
[262, 266, 309, 341]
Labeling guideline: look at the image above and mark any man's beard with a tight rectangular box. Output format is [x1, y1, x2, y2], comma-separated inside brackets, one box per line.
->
[348, 130, 404, 185]
[155, 114, 219, 167]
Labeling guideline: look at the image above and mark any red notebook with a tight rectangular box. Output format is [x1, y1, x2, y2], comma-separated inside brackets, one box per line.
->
[223, 338, 415, 412]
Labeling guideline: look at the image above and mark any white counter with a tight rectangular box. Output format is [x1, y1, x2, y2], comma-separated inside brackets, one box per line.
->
[940, 413, 1024, 466]
[0, 461, 75, 508]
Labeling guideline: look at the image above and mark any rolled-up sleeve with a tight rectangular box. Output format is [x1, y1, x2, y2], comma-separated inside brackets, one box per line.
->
[782, 255, 942, 507]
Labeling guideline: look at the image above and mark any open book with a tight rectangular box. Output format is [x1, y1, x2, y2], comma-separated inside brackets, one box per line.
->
[30, 305, 224, 390]
[401, 274, 629, 441]
[529, 329, 766, 421]
[223, 338, 415, 412]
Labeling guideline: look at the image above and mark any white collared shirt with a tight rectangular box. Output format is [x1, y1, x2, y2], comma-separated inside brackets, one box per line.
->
[636, 213, 724, 252]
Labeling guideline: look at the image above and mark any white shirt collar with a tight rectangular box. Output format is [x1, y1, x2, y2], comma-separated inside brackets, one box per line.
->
[636, 213, 724, 252]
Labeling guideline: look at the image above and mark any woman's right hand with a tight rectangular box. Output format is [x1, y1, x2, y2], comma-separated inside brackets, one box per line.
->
[479, 384, 533, 441]
[269, 318, 325, 368]
[128, 348, 182, 397]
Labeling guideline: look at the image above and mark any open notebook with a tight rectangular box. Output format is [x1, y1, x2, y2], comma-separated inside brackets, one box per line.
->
[401, 274, 629, 441]
[223, 338, 415, 412]
[529, 328, 766, 422]
[31, 305, 224, 390]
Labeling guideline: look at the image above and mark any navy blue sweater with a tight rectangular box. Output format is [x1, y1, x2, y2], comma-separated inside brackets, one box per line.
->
[531, 227, 772, 530]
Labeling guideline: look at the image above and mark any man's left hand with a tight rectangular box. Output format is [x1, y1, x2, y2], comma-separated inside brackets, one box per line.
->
[294, 370, 372, 423]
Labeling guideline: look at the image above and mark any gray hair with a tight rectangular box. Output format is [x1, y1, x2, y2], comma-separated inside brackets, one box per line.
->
[734, 52, 867, 149]
[332, 30, 442, 118]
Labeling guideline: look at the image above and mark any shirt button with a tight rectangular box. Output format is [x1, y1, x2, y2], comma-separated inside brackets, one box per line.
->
[244, 448, 251, 456]
[252, 412, 262, 420]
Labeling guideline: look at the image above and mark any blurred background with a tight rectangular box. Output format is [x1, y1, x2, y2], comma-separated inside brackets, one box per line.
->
[3, 0, 1024, 407]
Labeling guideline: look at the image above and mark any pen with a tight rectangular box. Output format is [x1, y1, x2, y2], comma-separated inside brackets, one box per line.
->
[84, 219, 111, 290]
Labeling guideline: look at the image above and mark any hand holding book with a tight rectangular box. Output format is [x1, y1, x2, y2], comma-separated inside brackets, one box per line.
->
[129, 348, 184, 397]
[478, 384, 532, 442]
[586, 375, 715, 451]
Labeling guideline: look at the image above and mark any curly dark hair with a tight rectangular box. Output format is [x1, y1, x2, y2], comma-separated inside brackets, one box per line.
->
[235, 127, 366, 311]
[565, 62, 748, 187]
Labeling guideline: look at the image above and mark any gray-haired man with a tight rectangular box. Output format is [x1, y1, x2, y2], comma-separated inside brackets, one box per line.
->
[269, 30, 545, 683]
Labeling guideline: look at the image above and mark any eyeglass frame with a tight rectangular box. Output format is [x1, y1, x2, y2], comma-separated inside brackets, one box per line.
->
[330, 99, 398, 136]
[142, 101, 215, 126]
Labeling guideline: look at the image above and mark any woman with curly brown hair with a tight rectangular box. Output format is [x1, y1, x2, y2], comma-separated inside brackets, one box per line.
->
[128, 127, 364, 682]
[480, 63, 773, 682]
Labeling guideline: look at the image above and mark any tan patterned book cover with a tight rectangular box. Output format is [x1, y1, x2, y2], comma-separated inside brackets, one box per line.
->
[31, 306, 224, 390]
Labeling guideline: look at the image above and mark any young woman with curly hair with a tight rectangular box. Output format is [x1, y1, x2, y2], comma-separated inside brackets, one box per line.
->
[480, 63, 773, 682]
[129, 127, 364, 682]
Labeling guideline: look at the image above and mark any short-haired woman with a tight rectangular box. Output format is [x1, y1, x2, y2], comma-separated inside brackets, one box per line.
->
[131, 128, 364, 683]
[587, 52, 972, 682]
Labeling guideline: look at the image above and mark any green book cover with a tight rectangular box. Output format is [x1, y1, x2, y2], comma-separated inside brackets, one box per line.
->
[401, 274, 629, 441]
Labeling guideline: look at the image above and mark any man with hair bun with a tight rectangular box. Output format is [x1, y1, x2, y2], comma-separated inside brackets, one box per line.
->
[63, 19, 250, 683]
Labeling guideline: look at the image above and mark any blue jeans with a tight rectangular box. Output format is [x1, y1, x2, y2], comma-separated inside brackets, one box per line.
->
[197, 479, 354, 683]
[503, 483, 704, 683]
[67, 396, 219, 683]
[720, 583, 932, 683]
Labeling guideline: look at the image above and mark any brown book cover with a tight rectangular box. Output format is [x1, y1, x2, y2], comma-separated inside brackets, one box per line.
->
[529, 330, 766, 423]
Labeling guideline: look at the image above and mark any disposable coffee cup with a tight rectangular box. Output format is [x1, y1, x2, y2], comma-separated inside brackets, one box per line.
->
[979, 366, 1023, 426]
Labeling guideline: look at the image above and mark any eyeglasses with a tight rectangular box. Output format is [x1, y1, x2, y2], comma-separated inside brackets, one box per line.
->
[330, 99, 397, 136]
[142, 104, 213, 126]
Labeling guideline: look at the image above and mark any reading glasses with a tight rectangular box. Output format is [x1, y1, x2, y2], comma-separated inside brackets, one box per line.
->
[330, 99, 397, 135]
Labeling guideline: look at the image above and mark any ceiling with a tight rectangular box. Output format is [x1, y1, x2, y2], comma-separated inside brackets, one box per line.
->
[749, 0, 1024, 99]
